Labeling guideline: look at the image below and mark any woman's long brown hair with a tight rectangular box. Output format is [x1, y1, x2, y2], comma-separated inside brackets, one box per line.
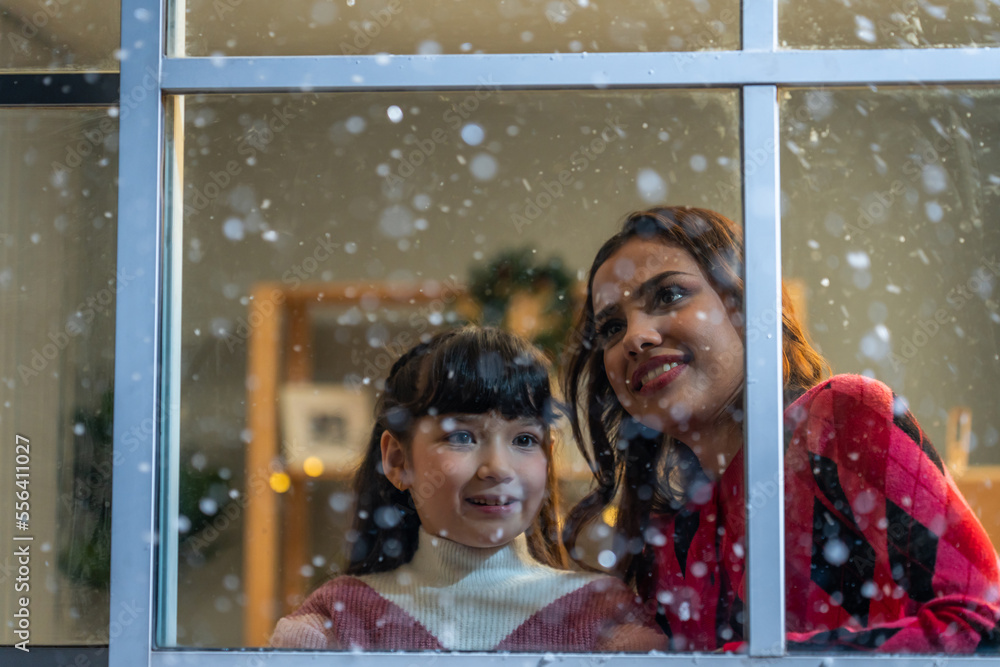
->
[560, 206, 828, 594]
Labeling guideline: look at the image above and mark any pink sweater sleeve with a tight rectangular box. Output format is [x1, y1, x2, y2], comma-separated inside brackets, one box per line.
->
[270, 614, 339, 650]
[269, 578, 347, 650]
[592, 577, 669, 652]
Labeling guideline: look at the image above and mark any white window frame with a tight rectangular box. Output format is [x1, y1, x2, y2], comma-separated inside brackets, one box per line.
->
[66, 0, 1000, 664]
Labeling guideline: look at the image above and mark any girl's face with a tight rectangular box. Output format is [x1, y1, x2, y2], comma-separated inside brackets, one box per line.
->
[591, 237, 745, 437]
[381, 411, 549, 549]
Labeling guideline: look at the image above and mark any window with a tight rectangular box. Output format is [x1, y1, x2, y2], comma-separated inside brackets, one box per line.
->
[781, 85, 1000, 650]
[0, 101, 118, 663]
[164, 88, 740, 647]
[778, 0, 1000, 49]
[176, 0, 741, 56]
[0, 0, 120, 70]
[2, 0, 999, 664]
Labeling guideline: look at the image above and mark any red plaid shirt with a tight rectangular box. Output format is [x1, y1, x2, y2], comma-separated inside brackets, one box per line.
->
[648, 374, 1000, 652]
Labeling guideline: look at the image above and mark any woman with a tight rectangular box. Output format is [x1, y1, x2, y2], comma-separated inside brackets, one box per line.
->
[562, 206, 1000, 652]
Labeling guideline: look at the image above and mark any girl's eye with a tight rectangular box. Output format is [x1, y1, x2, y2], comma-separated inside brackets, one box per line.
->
[445, 431, 474, 445]
[513, 434, 540, 448]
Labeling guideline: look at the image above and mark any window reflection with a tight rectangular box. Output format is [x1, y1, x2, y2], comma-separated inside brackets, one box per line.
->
[166, 89, 740, 647]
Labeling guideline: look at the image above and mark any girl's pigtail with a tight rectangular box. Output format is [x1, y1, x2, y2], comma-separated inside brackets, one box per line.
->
[345, 419, 420, 574]
[345, 344, 432, 575]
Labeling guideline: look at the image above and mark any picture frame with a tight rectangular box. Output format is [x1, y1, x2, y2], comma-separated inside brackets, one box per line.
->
[279, 383, 374, 473]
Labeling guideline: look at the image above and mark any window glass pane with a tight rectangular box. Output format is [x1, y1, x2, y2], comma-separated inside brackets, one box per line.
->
[779, 0, 1000, 49]
[177, 0, 740, 56]
[781, 86, 1000, 652]
[0, 108, 118, 645]
[162, 89, 741, 648]
[0, 1, 119, 71]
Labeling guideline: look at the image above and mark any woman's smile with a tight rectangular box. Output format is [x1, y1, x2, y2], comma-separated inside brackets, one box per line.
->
[631, 354, 689, 394]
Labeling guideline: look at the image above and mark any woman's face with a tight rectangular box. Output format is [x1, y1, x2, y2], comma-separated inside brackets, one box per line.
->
[591, 237, 745, 437]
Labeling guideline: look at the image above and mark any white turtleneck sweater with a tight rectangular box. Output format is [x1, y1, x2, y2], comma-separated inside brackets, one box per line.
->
[361, 529, 599, 649]
[271, 529, 666, 652]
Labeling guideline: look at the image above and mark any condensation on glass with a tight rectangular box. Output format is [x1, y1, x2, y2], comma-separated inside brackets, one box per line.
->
[779, 0, 1000, 49]
[0, 1, 120, 71]
[781, 86, 1000, 650]
[161, 89, 741, 647]
[0, 108, 118, 644]
[175, 0, 740, 57]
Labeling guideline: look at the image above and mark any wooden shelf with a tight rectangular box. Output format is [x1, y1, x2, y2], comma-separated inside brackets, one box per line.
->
[242, 281, 473, 646]
[945, 406, 1000, 549]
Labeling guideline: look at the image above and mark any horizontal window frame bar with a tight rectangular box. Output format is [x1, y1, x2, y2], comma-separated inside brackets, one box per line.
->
[0, 73, 119, 106]
[160, 49, 1000, 92]
[148, 651, 1000, 665]
[3, 646, 108, 666]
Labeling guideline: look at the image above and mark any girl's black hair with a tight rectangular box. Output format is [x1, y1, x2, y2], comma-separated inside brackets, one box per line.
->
[347, 326, 568, 575]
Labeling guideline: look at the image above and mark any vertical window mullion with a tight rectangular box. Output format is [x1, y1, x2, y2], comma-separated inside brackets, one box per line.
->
[109, 0, 165, 665]
[158, 95, 185, 647]
[742, 84, 785, 658]
[743, 0, 778, 51]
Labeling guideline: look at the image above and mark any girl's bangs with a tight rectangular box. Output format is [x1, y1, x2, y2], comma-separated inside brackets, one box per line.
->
[417, 334, 555, 423]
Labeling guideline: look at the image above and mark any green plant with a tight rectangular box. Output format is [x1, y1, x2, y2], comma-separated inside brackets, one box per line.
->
[60, 390, 114, 588]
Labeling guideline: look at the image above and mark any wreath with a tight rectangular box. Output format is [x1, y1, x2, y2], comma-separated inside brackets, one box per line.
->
[467, 247, 576, 359]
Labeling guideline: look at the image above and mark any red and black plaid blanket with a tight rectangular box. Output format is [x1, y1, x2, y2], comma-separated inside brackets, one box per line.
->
[649, 374, 1000, 652]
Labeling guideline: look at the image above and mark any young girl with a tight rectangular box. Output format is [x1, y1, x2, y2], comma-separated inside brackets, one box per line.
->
[272, 326, 667, 652]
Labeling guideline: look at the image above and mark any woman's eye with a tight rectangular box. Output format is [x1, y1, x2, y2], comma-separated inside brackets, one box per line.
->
[596, 320, 624, 342]
[445, 431, 474, 445]
[656, 286, 685, 307]
[513, 434, 540, 448]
